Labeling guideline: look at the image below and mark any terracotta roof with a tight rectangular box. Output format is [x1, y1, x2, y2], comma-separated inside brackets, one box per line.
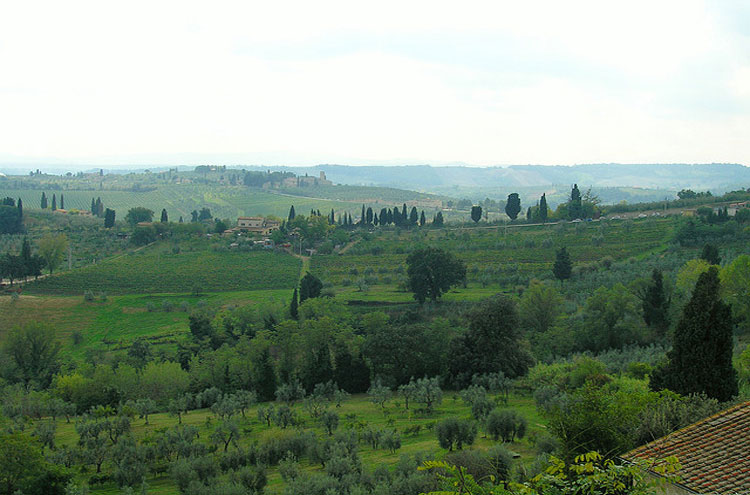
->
[622, 401, 750, 494]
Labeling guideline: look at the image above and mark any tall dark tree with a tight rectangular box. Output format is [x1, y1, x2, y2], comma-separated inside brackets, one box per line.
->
[290, 288, 299, 320]
[505, 193, 521, 221]
[526, 207, 533, 222]
[330, 209, 335, 224]
[471, 205, 482, 223]
[288, 205, 296, 221]
[402, 203, 407, 220]
[17, 198, 22, 219]
[539, 193, 548, 223]
[90, 197, 95, 214]
[409, 206, 418, 226]
[332, 342, 370, 393]
[104, 208, 116, 228]
[650, 267, 738, 402]
[641, 268, 670, 337]
[366, 207, 373, 225]
[95, 198, 103, 217]
[434, 211, 444, 227]
[20, 238, 32, 279]
[406, 247, 466, 304]
[448, 295, 532, 387]
[299, 273, 323, 303]
[420, 210, 426, 227]
[569, 184, 582, 220]
[41, 192, 48, 209]
[360, 205, 366, 225]
[161, 209, 168, 223]
[59, 194, 64, 210]
[553, 247, 572, 285]
[700, 244, 721, 265]
[373, 213, 379, 226]
[254, 348, 277, 402]
[300, 342, 334, 392]
[51, 194, 57, 211]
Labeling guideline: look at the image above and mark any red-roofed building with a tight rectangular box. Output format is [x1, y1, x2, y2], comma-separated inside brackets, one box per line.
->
[622, 401, 750, 494]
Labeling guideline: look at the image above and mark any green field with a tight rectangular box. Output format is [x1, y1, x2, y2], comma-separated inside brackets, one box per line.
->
[0, 289, 292, 360]
[23, 244, 302, 295]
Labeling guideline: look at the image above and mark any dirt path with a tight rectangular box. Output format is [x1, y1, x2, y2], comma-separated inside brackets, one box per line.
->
[337, 238, 361, 254]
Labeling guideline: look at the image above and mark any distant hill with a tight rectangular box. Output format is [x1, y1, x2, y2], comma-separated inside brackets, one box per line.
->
[294, 163, 750, 192]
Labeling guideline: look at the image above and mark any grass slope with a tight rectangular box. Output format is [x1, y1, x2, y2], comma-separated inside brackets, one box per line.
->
[0, 290, 291, 360]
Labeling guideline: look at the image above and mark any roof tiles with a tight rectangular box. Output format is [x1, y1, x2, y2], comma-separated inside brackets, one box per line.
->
[623, 401, 750, 494]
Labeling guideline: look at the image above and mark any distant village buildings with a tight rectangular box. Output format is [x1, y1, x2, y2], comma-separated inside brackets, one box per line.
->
[233, 216, 281, 236]
[267, 171, 332, 189]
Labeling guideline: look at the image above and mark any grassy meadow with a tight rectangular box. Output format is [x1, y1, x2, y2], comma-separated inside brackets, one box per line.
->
[47, 392, 544, 495]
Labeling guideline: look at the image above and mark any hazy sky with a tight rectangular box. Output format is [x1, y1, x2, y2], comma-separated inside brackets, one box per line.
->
[1, 0, 749, 167]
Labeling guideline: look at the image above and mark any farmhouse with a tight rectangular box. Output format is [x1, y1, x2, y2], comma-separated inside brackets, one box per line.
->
[235, 216, 280, 236]
[621, 401, 750, 494]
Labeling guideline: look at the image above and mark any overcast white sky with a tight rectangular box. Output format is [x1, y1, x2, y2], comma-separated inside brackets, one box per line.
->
[1, 0, 749, 167]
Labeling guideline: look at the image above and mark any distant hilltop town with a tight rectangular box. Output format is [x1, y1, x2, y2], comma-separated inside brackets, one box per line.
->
[192, 166, 333, 189]
[268, 171, 332, 189]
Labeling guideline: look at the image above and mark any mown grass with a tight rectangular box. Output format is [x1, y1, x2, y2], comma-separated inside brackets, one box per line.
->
[51, 392, 545, 494]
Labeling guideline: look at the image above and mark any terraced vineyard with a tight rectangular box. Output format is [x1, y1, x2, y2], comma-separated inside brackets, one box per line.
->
[312, 217, 676, 287]
[24, 244, 302, 295]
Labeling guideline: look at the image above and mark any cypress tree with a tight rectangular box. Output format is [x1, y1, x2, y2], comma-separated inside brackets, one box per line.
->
[254, 348, 277, 402]
[410, 206, 418, 225]
[161, 209, 168, 223]
[539, 193, 548, 222]
[434, 211, 444, 226]
[301, 342, 334, 392]
[373, 213, 379, 225]
[650, 267, 738, 401]
[20, 237, 32, 279]
[420, 210, 426, 226]
[60, 194, 64, 209]
[505, 193, 521, 221]
[642, 268, 670, 337]
[330, 209, 335, 224]
[95, 198, 103, 216]
[90, 197, 95, 213]
[16, 198, 23, 231]
[402, 203, 407, 219]
[41, 192, 48, 209]
[290, 288, 299, 320]
[288, 205, 296, 221]
[179, 216, 183, 223]
[700, 244, 721, 265]
[104, 208, 116, 228]
[51, 194, 57, 211]
[526, 206, 532, 222]
[366, 207, 373, 225]
[361, 205, 366, 225]
[553, 247, 572, 285]
[569, 184, 582, 220]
